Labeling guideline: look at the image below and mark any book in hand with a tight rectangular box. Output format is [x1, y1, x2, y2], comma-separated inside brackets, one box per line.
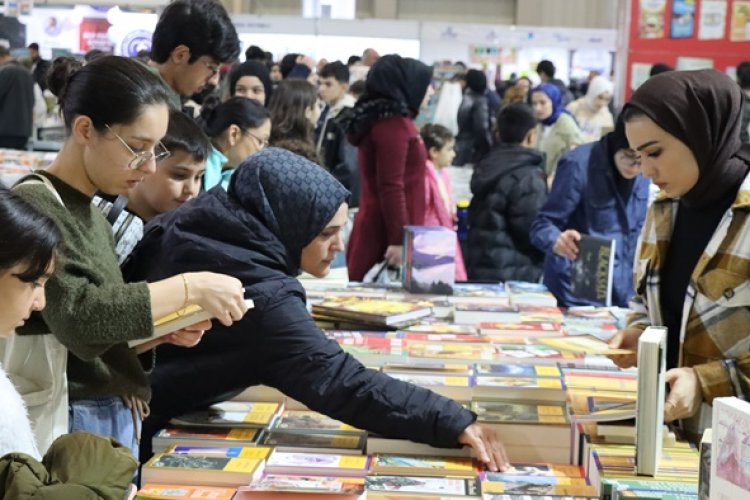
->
[401, 225, 456, 295]
[711, 397, 750, 498]
[365, 475, 479, 497]
[130, 298, 255, 347]
[235, 474, 365, 499]
[169, 401, 283, 429]
[135, 484, 236, 499]
[635, 326, 667, 476]
[569, 234, 616, 306]
[264, 450, 371, 477]
[140, 453, 264, 487]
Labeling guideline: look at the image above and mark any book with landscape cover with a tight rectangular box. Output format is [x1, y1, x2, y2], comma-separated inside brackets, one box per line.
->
[401, 225, 456, 295]
[141, 453, 265, 487]
[569, 234, 616, 307]
[449, 283, 510, 306]
[312, 297, 433, 326]
[264, 450, 371, 477]
[274, 410, 362, 434]
[169, 401, 283, 429]
[365, 475, 480, 497]
[635, 327, 667, 476]
[131, 298, 255, 347]
[262, 430, 366, 455]
[710, 397, 750, 498]
[370, 454, 480, 478]
[135, 484, 236, 499]
[151, 427, 264, 453]
[235, 474, 365, 499]
[453, 304, 520, 325]
[481, 474, 598, 497]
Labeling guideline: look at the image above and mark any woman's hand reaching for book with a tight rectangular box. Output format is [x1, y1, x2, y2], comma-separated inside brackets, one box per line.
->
[186, 272, 248, 327]
[607, 327, 642, 368]
[663, 367, 703, 423]
[458, 423, 509, 472]
[553, 230, 581, 261]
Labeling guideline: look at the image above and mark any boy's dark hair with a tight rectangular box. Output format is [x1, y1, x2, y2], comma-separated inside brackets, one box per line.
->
[347, 55, 361, 66]
[244, 45, 266, 62]
[649, 63, 673, 77]
[319, 61, 349, 83]
[0, 188, 62, 282]
[536, 60, 556, 78]
[420, 123, 454, 151]
[200, 95, 270, 139]
[162, 110, 211, 163]
[737, 61, 750, 90]
[349, 79, 365, 99]
[28, 43, 39, 51]
[47, 56, 170, 134]
[496, 103, 538, 144]
[151, 0, 240, 64]
[279, 53, 300, 79]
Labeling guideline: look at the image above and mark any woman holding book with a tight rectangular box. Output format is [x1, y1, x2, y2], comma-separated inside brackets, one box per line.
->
[529, 116, 650, 308]
[125, 148, 509, 472]
[608, 69, 750, 439]
[13, 56, 248, 456]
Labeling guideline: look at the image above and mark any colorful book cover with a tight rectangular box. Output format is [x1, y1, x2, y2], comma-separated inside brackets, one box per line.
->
[148, 454, 260, 472]
[275, 410, 361, 433]
[262, 431, 365, 452]
[237, 474, 365, 495]
[472, 401, 569, 424]
[365, 475, 479, 495]
[710, 397, 750, 496]
[136, 484, 235, 499]
[730, 1, 750, 41]
[639, 0, 667, 38]
[475, 376, 563, 390]
[404, 323, 478, 335]
[479, 321, 561, 336]
[169, 402, 281, 428]
[541, 336, 632, 355]
[371, 454, 478, 477]
[312, 297, 433, 326]
[485, 464, 584, 478]
[698, 0, 728, 40]
[481, 479, 597, 496]
[153, 427, 262, 445]
[476, 363, 561, 377]
[167, 445, 272, 460]
[670, 0, 696, 38]
[402, 225, 456, 295]
[264, 451, 370, 477]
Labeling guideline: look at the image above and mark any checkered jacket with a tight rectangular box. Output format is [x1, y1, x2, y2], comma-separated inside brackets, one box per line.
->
[625, 173, 750, 431]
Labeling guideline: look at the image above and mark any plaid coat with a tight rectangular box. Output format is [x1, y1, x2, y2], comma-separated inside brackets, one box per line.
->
[625, 172, 750, 433]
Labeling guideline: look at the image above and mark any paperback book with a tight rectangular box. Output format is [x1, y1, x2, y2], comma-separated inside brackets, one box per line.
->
[370, 454, 479, 478]
[274, 410, 362, 434]
[312, 297, 433, 326]
[264, 450, 371, 477]
[235, 474, 365, 498]
[135, 484, 236, 499]
[169, 401, 282, 429]
[262, 430, 366, 455]
[710, 397, 750, 498]
[365, 475, 480, 497]
[569, 234, 616, 307]
[151, 427, 264, 452]
[401, 225, 456, 295]
[141, 453, 264, 487]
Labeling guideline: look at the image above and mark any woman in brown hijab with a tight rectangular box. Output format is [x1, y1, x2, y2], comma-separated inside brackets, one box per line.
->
[609, 69, 750, 439]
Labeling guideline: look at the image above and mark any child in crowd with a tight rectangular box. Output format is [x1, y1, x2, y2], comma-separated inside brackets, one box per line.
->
[95, 109, 211, 263]
[466, 103, 547, 283]
[420, 124, 467, 280]
[201, 96, 271, 190]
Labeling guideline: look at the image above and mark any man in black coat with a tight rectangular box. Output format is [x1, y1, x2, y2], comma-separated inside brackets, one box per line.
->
[27, 43, 49, 92]
[125, 149, 509, 471]
[467, 103, 547, 282]
[0, 46, 34, 150]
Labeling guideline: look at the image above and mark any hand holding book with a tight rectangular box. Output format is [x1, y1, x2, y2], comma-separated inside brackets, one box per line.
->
[457, 422, 509, 472]
[663, 366, 703, 423]
[553, 229, 581, 261]
[608, 326, 642, 368]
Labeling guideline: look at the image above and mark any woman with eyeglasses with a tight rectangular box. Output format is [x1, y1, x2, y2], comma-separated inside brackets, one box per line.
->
[12, 56, 248, 457]
[529, 115, 650, 307]
[200, 96, 271, 190]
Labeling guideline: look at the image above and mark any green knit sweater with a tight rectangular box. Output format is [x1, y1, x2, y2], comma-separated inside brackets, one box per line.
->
[15, 172, 153, 402]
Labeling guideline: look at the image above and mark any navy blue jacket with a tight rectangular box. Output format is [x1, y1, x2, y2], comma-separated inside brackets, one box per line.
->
[529, 140, 650, 307]
[124, 186, 475, 461]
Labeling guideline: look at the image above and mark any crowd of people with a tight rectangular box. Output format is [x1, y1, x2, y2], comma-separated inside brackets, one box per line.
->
[1, 0, 750, 495]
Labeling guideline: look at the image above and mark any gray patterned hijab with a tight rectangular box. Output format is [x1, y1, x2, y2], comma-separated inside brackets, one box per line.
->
[227, 148, 350, 272]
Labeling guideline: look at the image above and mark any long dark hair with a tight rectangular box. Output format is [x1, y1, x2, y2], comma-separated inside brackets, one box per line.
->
[199, 96, 270, 142]
[0, 188, 62, 282]
[268, 79, 317, 147]
[47, 55, 170, 133]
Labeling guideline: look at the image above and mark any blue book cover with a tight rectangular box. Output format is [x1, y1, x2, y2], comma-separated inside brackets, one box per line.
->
[402, 226, 455, 295]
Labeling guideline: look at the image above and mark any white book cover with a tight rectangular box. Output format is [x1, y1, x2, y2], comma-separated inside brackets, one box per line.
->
[710, 397, 750, 499]
[635, 326, 666, 476]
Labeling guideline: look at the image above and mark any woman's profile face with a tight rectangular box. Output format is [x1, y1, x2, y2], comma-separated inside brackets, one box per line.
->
[613, 148, 642, 180]
[625, 115, 699, 197]
[531, 91, 553, 120]
[0, 263, 51, 337]
[300, 203, 348, 278]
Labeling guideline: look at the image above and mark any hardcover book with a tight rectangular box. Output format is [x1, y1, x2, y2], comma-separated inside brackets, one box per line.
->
[569, 234, 616, 307]
[401, 225, 456, 295]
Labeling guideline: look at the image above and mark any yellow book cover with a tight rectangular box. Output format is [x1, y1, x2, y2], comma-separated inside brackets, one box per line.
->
[136, 483, 235, 499]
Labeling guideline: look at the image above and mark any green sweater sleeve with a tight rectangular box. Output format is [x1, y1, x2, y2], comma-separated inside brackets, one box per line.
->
[15, 182, 153, 361]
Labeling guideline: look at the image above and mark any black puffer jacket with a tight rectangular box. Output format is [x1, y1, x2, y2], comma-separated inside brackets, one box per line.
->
[124, 149, 475, 462]
[454, 90, 492, 166]
[466, 144, 547, 282]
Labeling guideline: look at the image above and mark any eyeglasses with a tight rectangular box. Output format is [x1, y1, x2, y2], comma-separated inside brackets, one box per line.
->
[106, 124, 171, 170]
[246, 131, 269, 149]
[620, 150, 641, 167]
[202, 59, 220, 76]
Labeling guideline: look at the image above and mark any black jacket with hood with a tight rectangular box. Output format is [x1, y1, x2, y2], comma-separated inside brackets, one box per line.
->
[124, 148, 475, 462]
[466, 144, 548, 282]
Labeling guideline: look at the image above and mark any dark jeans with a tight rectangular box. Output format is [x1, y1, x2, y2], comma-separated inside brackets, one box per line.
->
[0, 136, 28, 150]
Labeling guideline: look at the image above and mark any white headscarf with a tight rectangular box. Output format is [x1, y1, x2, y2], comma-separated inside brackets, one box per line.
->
[585, 75, 614, 111]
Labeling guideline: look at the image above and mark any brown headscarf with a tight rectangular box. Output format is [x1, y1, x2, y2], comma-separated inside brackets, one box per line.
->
[627, 69, 750, 207]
